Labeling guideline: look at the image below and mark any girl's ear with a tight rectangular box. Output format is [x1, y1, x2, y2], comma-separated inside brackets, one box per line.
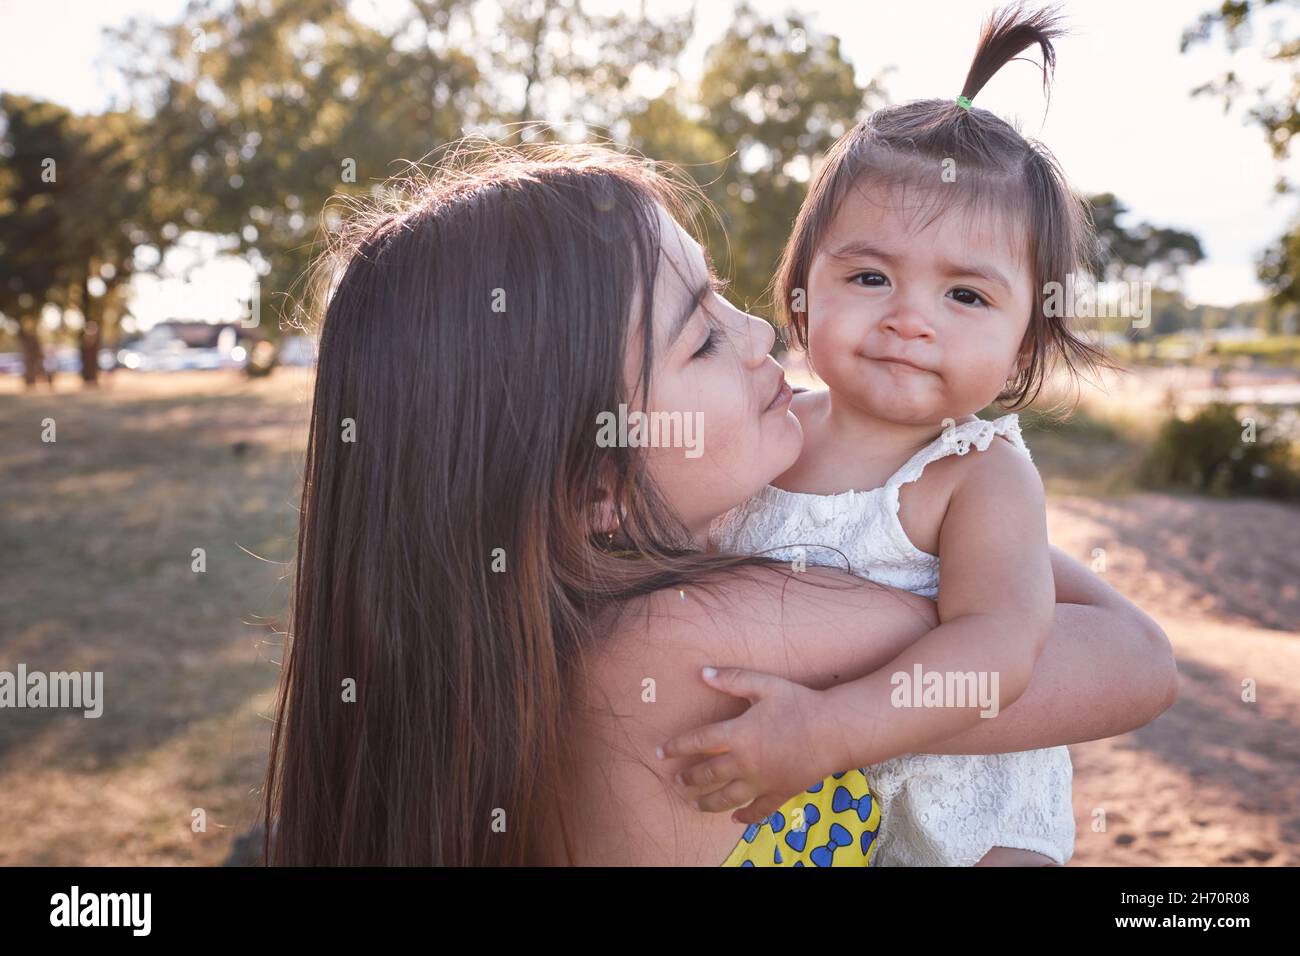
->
[590, 485, 619, 536]
[588, 459, 624, 537]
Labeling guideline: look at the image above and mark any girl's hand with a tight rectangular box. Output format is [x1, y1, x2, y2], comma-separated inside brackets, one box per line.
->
[656, 666, 845, 826]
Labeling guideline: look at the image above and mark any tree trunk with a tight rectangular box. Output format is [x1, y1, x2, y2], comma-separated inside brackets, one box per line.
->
[79, 319, 101, 386]
[515, 0, 553, 140]
[17, 315, 50, 390]
[79, 272, 100, 386]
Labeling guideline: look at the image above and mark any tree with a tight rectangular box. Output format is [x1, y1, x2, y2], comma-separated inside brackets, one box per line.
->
[59, 109, 162, 384]
[0, 95, 167, 386]
[493, 0, 693, 138]
[1183, 0, 1300, 309]
[629, 3, 881, 324]
[1088, 192, 1205, 282]
[0, 95, 67, 386]
[106, 0, 695, 336]
[106, 0, 471, 334]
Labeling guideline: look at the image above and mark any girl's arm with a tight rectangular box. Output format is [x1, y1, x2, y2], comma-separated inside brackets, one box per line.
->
[926, 545, 1178, 753]
[628, 543, 1175, 820]
[659, 440, 1058, 814]
[831, 434, 1060, 749]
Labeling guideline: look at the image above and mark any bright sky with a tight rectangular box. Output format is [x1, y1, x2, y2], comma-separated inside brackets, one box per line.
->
[2, 0, 1297, 320]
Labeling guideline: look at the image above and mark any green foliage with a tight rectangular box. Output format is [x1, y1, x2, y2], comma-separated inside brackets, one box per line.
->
[7, 0, 1273, 386]
[0, 93, 166, 382]
[1015, 404, 1124, 443]
[1258, 222, 1300, 306]
[1212, 335, 1300, 364]
[1088, 192, 1205, 282]
[627, 3, 882, 322]
[99, 0, 695, 335]
[1138, 402, 1300, 500]
[1184, 1, 1300, 309]
[103, 0, 484, 332]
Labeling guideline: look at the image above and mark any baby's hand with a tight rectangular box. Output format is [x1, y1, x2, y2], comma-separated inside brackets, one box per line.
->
[657, 666, 844, 826]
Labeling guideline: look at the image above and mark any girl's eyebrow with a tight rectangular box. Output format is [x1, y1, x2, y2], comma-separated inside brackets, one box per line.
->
[936, 257, 1013, 294]
[665, 284, 709, 350]
[827, 239, 898, 263]
[664, 242, 716, 349]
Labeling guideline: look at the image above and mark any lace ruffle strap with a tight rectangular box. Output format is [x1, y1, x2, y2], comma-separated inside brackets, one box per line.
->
[885, 413, 1030, 491]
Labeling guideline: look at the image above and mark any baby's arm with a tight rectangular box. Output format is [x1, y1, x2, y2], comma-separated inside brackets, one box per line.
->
[928, 544, 1176, 753]
[809, 436, 1056, 771]
[659, 439, 1056, 816]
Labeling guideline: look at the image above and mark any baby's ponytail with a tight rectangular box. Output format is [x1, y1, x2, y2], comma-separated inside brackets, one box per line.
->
[959, 4, 1065, 108]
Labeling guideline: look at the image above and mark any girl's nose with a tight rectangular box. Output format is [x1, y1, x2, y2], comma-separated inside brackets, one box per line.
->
[743, 311, 776, 365]
[881, 306, 936, 340]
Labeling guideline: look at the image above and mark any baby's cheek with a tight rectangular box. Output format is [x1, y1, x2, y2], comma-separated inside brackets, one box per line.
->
[948, 350, 1014, 407]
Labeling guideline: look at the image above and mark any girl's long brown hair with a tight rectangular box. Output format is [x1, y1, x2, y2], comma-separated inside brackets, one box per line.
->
[262, 140, 797, 865]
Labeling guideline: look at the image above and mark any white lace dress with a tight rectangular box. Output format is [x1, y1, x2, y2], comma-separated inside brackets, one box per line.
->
[709, 412, 1075, 866]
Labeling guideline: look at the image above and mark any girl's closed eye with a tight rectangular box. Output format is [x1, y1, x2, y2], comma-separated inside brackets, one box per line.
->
[692, 325, 720, 360]
[690, 274, 731, 360]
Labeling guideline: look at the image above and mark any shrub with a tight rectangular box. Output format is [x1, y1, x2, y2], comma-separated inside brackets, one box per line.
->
[1138, 402, 1300, 500]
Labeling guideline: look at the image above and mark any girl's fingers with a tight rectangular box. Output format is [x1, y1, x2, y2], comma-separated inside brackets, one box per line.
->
[694, 779, 757, 814]
[656, 719, 733, 760]
[732, 793, 787, 826]
[699, 665, 786, 702]
[675, 753, 743, 791]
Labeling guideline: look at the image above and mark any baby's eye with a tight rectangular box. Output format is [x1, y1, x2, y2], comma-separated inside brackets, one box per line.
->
[948, 287, 989, 308]
[850, 271, 889, 287]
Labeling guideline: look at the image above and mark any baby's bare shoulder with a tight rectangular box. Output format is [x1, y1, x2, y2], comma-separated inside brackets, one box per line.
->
[951, 432, 1043, 497]
[897, 430, 1041, 552]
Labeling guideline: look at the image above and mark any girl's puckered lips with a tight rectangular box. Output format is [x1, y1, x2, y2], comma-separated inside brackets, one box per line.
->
[765, 374, 793, 412]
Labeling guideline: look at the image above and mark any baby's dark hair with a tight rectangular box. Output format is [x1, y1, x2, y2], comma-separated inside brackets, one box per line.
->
[775, 3, 1119, 409]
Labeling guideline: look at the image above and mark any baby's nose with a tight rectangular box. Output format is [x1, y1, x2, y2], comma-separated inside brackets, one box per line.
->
[881, 308, 935, 339]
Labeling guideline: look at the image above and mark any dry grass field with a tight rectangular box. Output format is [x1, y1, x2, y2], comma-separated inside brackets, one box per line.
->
[1, 369, 312, 864]
[1, 364, 1297, 865]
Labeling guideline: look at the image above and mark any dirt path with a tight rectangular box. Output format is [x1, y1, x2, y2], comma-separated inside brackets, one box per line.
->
[1047, 495, 1300, 866]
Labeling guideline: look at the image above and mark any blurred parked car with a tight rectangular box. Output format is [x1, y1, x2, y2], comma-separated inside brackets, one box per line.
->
[276, 334, 317, 367]
[115, 321, 260, 372]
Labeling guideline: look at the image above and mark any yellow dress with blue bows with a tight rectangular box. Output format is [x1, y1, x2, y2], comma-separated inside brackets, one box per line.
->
[721, 769, 881, 867]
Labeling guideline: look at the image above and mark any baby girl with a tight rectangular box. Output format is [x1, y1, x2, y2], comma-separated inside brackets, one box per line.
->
[661, 6, 1113, 866]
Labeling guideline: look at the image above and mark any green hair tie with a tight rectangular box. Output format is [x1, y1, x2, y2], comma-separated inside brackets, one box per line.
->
[955, 95, 973, 111]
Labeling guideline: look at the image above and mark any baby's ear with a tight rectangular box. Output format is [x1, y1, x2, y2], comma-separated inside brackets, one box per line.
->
[1011, 342, 1034, 377]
